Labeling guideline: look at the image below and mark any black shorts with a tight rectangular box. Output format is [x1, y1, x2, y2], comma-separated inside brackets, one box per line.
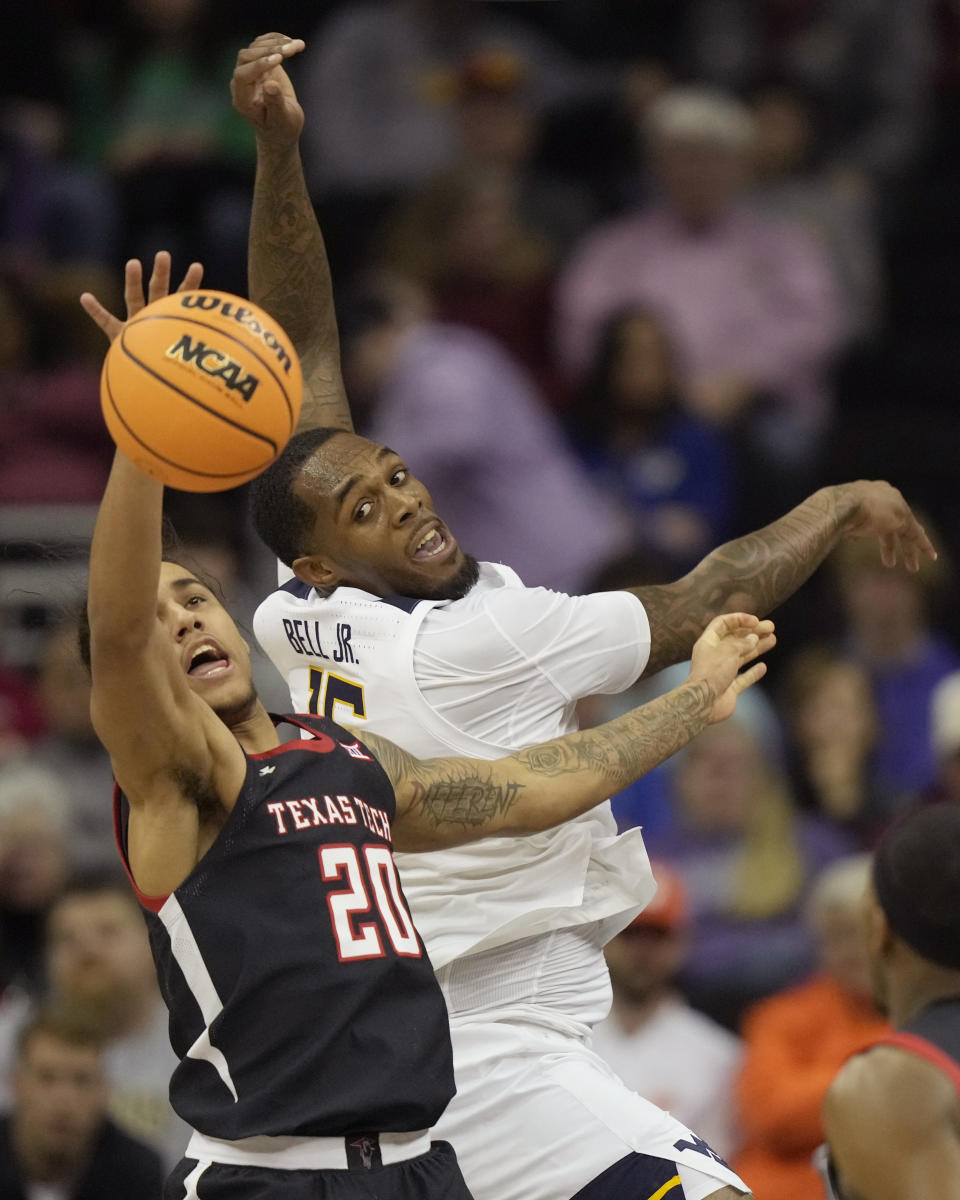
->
[164, 1140, 473, 1199]
[570, 1151, 687, 1200]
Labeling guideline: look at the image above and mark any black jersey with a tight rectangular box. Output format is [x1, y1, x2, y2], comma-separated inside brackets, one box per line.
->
[819, 997, 960, 1199]
[114, 713, 455, 1141]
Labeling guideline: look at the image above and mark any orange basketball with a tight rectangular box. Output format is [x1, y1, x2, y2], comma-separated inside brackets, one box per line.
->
[100, 290, 302, 492]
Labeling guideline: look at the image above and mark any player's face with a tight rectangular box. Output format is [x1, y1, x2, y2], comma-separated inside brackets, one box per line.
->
[156, 562, 257, 721]
[293, 434, 479, 600]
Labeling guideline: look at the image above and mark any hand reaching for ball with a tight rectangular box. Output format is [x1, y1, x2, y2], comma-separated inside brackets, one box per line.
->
[80, 251, 204, 345]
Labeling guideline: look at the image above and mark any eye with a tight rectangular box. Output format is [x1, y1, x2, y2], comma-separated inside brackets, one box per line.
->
[186, 595, 206, 607]
[390, 467, 408, 486]
[354, 500, 374, 522]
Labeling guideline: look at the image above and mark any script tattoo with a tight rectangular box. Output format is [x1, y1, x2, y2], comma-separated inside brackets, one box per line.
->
[634, 488, 845, 675]
[408, 776, 526, 828]
[249, 146, 353, 433]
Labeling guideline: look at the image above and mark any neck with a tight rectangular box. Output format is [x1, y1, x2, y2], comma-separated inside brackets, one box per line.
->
[225, 701, 281, 755]
[888, 966, 960, 1029]
[853, 623, 923, 665]
[610, 988, 669, 1034]
[11, 1123, 82, 1184]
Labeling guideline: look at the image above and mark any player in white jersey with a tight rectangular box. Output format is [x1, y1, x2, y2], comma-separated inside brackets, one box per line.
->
[232, 34, 936, 1200]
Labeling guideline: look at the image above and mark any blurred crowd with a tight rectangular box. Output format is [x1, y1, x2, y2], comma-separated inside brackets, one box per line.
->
[2, 1, 960, 1196]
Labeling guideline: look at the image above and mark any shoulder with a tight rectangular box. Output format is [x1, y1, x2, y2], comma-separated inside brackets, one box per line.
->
[827, 1042, 959, 1136]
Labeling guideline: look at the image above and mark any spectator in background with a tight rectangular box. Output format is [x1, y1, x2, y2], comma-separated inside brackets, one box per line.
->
[0, 1008, 164, 1200]
[734, 854, 888, 1200]
[341, 272, 630, 593]
[555, 86, 843, 518]
[747, 81, 883, 342]
[781, 646, 880, 844]
[684, 0, 934, 202]
[71, 0, 254, 293]
[0, 762, 70, 1000]
[592, 861, 743, 1162]
[569, 306, 735, 569]
[30, 618, 116, 875]
[645, 716, 853, 1028]
[831, 534, 959, 814]
[0, 271, 112, 505]
[374, 49, 595, 402]
[927, 670, 960, 806]
[45, 878, 189, 1172]
[299, 0, 583, 273]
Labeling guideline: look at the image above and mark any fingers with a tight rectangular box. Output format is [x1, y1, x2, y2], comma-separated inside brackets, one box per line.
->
[146, 250, 172, 305]
[706, 611, 760, 638]
[733, 661, 767, 695]
[123, 258, 144, 319]
[177, 262, 204, 293]
[79, 291, 121, 341]
[234, 35, 304, 77]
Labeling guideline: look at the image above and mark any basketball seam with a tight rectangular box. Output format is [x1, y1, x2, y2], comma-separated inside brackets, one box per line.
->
[126, 309, 296, 431]
[103, 359, 267, 480]
[118, 324, 281, 454]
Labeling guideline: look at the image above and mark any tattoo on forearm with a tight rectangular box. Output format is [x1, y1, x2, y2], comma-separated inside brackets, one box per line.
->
[249, 149, 352, 433]
[370, 678, 716, 844]
[514, 677, 714, 790]
[635, 489, 842, 674]
[408, 774, 526, 828]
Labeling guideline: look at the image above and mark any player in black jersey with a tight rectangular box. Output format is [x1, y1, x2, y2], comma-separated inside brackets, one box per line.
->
[82, 254, 774, 1199]
[820, 804, 960, 1199]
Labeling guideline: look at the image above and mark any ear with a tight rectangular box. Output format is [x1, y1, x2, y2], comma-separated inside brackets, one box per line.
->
[293, 555, 343, 591]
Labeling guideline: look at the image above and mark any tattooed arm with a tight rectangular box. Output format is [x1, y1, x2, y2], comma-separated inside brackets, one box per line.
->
[633, 481, 936, 677]
[371, 613, 774, 852]
[232, 33, 352, 433]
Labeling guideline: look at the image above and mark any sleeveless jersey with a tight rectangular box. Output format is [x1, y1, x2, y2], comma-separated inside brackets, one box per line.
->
[819, 997, 960, 1199]
[253, 564, 656, 971]
[114, 713, 455, 1141]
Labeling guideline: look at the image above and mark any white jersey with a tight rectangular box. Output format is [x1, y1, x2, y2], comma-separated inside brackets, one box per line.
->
[253, 562, 656, 971]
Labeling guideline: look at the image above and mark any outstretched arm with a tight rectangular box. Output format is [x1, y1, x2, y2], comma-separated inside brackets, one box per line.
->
[232, 33, 352, 433]
[84, 254, 247, 892]
[633, 481, 935, 677]
[371, 613, 774, 851]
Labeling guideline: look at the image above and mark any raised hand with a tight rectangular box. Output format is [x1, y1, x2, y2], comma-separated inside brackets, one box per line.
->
[689, 612, 776, 725]
[836, 480, 937, 572]
[231, 33, 305, 148]
[79, 251, 203, 345]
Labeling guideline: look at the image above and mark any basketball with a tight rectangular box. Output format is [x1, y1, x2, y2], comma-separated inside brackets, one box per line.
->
[100, 290, 302, 492]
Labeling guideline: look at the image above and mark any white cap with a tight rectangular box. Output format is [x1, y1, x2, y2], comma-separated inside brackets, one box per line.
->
[931, 671, 960, 760]
[646, 86, 755, 152]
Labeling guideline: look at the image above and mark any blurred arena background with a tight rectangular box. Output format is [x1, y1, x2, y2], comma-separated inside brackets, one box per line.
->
[1, 3, 959, 1196]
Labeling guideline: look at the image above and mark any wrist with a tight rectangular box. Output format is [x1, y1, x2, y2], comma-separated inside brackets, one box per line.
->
[255, 133, 301, 160]
[824, 482, 861, 530]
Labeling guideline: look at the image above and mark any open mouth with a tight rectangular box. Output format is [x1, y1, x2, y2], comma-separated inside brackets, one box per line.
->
[187, 643, 231, 678]
[411, 522, 456, 562]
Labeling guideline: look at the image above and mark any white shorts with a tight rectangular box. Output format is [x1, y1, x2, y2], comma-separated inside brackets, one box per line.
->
[434, 1018, 749, 1200]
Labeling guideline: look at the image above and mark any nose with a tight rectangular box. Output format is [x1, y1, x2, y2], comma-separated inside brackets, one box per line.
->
[387, 486, 422, 526]
[161, 600, 204, 641]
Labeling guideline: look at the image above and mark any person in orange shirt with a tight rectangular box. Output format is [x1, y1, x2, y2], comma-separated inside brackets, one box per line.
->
[732, 854, 888, 1200]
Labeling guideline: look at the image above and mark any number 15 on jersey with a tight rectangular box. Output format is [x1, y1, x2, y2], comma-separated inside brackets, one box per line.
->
[308, 666, 366, 723]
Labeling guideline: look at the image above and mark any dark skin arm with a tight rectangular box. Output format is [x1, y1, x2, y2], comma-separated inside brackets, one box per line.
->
[633, 481, 936, 677]
[824, 1046, 960, 1199]
[231, 33, 352, 434]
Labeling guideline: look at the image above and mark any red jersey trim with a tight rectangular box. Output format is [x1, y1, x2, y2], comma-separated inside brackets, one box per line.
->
[248, 737, 337, 760]
[112, 783, 170, 914]
[877, 1032, 960, 1098]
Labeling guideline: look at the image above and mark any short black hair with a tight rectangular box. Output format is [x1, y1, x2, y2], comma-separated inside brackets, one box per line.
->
[76, 518, 223, 673]
[873, 803, 960, 970]
[249, 427, 348, 566]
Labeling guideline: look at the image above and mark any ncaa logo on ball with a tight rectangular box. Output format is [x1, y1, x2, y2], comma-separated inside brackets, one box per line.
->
[165, 333, 260, 403]
[179, 293, 295, 374]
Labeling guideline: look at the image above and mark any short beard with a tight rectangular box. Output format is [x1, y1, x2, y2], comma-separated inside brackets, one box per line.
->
[410, 554, 481, 602]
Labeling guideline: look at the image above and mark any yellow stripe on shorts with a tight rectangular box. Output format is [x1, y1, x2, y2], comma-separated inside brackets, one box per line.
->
[646, 1175, 682, 1200]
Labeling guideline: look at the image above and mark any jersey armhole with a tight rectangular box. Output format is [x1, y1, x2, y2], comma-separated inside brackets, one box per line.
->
[877, 1032, 960, 1098]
